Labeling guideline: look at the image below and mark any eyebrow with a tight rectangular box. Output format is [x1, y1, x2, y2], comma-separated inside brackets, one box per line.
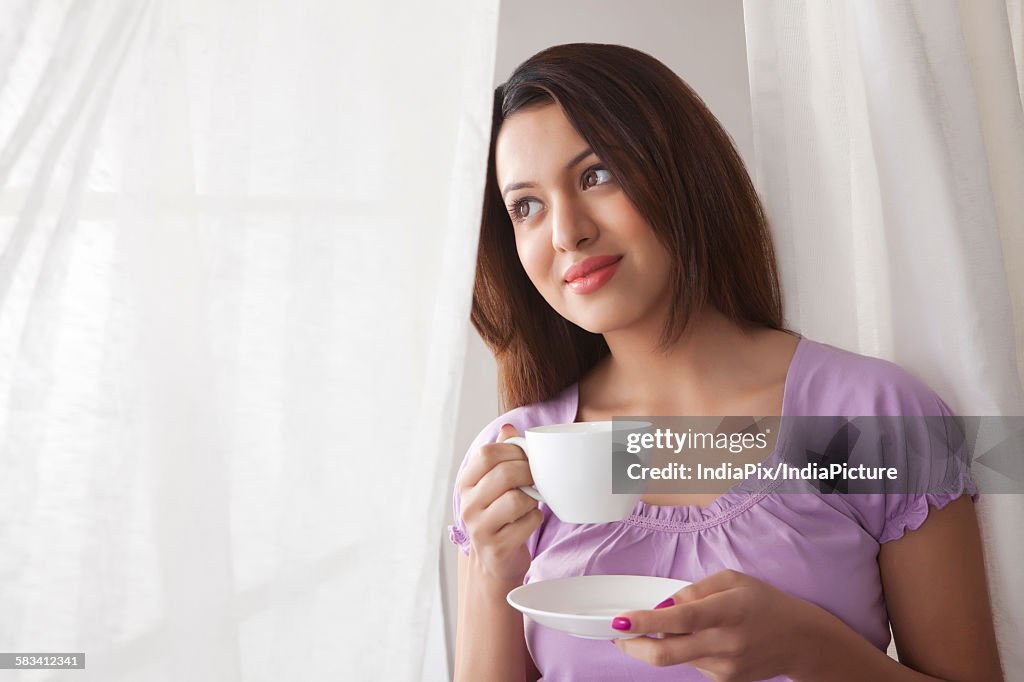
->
[501, 148, 596, 198]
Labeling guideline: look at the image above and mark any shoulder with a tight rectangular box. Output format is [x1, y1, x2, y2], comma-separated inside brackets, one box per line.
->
[791, 338, 952, 416]
[789, 339, 977, 543]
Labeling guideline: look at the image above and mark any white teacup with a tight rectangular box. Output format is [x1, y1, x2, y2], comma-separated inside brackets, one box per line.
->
[506, 421, 651, 524]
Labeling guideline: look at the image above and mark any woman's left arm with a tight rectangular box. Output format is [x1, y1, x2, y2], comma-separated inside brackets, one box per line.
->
[610, 496, 1003, 681]
[873, 495, 1003, 681]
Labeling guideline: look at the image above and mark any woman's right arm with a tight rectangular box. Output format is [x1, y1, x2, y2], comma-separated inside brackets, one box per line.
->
[453, 425, 544, 682]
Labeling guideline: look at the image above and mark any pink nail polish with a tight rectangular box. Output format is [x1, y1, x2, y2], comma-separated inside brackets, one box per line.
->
[611, 617, 631, 631]
[654, 597, 674, 609]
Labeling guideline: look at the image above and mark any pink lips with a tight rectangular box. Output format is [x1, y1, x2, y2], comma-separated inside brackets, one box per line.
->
[563, 255, 623, 294]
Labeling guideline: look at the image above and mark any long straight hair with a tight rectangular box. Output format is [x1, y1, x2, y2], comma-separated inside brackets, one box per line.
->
[472, 43, 789, 411]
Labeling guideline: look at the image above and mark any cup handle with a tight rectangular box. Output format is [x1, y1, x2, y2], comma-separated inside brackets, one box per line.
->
[504, 436, 544, 503]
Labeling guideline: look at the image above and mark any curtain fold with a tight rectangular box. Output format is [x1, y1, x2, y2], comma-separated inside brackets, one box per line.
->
[0, 1, 499, 680]
[744, 0, 1024, 677]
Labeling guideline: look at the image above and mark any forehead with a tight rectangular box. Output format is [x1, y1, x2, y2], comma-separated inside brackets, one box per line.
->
[495, 104, 587, 186]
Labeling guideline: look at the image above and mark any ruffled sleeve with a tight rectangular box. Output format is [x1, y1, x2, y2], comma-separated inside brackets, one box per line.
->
[839, 394, 981, 545]
[878, 486, 980, 544]
[880, 394, 979, 543]
[876, 399, 979, 543]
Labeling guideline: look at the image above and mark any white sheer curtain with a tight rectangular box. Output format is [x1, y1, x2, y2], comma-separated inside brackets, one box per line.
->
[744, 0, 1024, 677]
[0, 1, 497, 680]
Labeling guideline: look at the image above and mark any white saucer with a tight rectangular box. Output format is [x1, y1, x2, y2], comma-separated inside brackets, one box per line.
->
[507, 575, 690, 640]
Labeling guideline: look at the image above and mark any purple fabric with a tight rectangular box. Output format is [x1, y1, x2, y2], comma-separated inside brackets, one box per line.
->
[448, 336, 979, 681]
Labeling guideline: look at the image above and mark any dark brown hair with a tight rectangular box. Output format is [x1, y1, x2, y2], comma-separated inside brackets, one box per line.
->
[472, 43, 789, 411]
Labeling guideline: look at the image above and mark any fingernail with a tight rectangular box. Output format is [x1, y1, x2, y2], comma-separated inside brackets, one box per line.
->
[611, 617, 631, 631]
[501, 423, 514, 431]
[654, 597, 674, 609]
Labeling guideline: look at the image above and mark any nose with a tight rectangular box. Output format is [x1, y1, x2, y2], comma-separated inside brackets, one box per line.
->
[550, 194, 597, 252]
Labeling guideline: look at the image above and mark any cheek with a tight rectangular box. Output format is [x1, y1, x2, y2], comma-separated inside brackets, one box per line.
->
[515, 235, 555, 288]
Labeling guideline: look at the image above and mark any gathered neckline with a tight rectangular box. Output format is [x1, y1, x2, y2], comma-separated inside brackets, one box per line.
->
[562, 334, 807, 532]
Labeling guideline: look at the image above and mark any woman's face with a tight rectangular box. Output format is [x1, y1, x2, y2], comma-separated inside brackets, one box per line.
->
[494, 103, 673, 336]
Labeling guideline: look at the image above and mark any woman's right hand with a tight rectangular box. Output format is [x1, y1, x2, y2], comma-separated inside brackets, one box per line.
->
[456, 424, 544, 586]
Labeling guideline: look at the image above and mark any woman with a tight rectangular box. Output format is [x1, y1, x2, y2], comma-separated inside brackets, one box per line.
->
[448, 43, 1002, 681]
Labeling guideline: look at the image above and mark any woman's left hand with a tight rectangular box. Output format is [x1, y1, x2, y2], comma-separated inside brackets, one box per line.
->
[610, 569, 827, 682]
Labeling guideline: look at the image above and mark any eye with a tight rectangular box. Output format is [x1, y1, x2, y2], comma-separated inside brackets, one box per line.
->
[581, 166, 612, 189]
[507, 197, 542, 223]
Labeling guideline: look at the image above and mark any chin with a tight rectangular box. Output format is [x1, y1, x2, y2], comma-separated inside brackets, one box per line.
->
[561, 313, 630, 336]
[548, 294, 644, 335]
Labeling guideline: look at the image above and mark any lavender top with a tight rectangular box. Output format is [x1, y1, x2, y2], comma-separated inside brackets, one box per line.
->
[448, 336, 979, 681]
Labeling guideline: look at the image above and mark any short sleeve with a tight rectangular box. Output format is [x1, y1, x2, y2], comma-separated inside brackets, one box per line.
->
[840, 394, 981, 545]
[876, 393, 978, 540]
[878, 488, 980, 544]
[877, 396, 980, 543]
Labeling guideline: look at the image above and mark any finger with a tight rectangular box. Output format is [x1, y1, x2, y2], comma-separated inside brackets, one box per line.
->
[495, 506, 544, 543]
[614, 629, 724, 667]
[495, 423, 519, 443]
[486, 487, 540, 521]
[457, 425, 526, 490]
[612, 591, 735, 635]
[473, 460, 535, 508]
[686, 658, 727, 678]
[468, 486, 539, 537]
[461, 462, 537, 537]
[673, 569, 747, 604]
[610, 571, 742, 632]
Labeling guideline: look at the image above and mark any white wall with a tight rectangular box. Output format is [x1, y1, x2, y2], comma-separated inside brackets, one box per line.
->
[439, 1, 753, 676]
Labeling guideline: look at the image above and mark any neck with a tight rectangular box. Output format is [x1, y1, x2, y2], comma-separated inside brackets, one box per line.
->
[593, 307, 789, 413]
